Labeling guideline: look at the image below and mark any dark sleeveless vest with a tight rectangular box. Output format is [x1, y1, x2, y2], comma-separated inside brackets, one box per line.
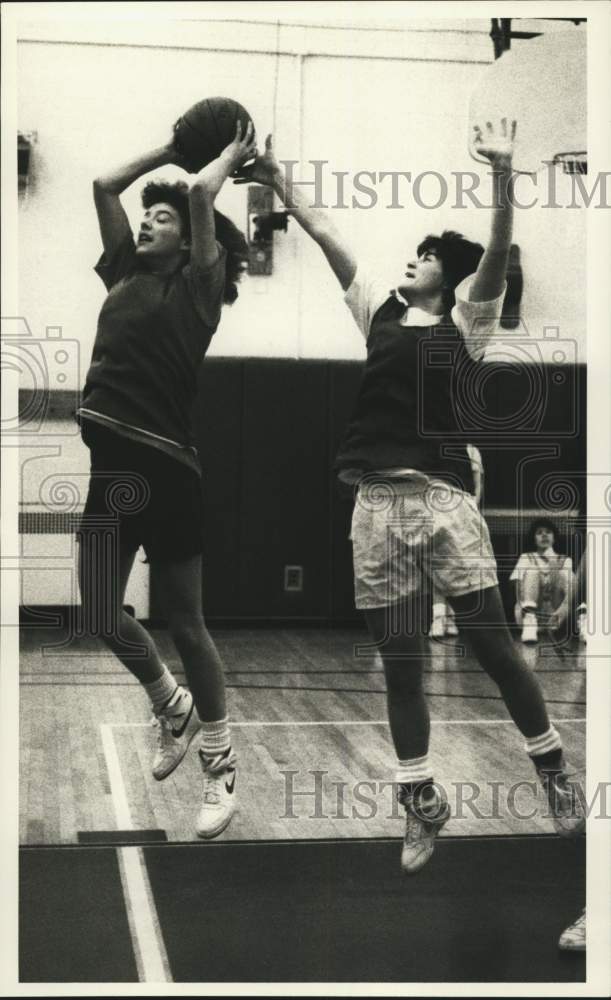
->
[335, 295, 481, 494]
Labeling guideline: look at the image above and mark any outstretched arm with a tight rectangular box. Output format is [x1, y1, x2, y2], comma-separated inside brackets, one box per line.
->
[236, 135, 357, 291]
[468, 120, 515, 302]
[93, 139, 180, 256]
[188, 120, 257, 270]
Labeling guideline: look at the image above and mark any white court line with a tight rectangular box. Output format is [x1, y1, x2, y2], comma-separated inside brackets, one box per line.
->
[100, 723, 172, 984]
[117, 847, 172, 984]
[100, 722, 133, 828]
[101, 713, 584, 979]
[108, 718, 586, 728]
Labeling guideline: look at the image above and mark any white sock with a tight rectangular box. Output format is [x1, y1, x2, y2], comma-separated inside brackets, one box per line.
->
[432, 603, 446, 620]
[143, 665, 180, 714]
[199, 717, 231, 757]
[395, 754, 432, 785]
[524, 725, 562, 757]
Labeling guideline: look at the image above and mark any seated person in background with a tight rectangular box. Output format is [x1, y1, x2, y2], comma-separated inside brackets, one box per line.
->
[430, 444, 483, 639]
[510, 517, 586, 644]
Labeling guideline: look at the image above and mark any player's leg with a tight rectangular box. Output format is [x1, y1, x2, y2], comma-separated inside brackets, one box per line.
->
[363, 600, 430, 762]
[155, 552, 228, 721]
[154, 551, 235, 838]
[353, 482, 450, 874]
[77, 531, 168, 682]
[77, 514, 196, 774]
[450, 586, 549, 733]
[77, 431, 195, 778]
[363, 599, 449, 874]
[449, 585, 584, 836]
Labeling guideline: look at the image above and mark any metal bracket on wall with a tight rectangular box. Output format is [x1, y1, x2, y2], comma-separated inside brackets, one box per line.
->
[490, 17, 586, 59]
[18, 131, 37, 192]
[247, 186, 289, 275]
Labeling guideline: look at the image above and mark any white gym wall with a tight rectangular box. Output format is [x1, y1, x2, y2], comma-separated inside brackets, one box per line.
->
[16, 14, 586, 376]
[13, 12, 587, 619]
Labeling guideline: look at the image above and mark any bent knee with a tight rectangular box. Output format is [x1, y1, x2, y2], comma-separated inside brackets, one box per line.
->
[79, 602, 128, 637]
[168, 611, 207, 646]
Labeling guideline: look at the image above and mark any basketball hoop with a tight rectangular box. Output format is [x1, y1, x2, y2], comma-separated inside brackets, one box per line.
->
[469, 31, 586, 175]
[553, 152, 588, 175]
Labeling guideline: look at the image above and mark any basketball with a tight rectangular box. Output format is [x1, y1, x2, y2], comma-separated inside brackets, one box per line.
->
[173, 97, 254, 173]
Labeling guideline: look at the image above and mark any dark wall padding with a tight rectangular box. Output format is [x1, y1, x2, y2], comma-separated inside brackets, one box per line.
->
[149, 358, 586, 623]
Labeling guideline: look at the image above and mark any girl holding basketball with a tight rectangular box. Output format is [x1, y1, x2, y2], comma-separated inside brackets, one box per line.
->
[77, 120, 255, 839]
[237, 123, 584, 872]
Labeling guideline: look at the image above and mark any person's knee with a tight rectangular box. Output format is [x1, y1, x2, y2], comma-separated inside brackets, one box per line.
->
[480, 636, 526, 685]
[168, 611, 207, 649]
[80, 608, 126, 647]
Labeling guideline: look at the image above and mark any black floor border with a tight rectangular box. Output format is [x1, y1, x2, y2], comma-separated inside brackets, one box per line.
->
[20, 830, 566, 851]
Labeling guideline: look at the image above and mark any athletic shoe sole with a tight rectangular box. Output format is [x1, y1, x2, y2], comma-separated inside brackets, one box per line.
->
[196, 805, 237, 840]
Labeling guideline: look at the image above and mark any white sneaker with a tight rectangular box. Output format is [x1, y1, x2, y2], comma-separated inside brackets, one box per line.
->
[537, 766, 585, 837]
[196, 747, 237, 839]
[521, 611, 538, 644]
[558, 908, 586, 951]
[430, 616, 445, 640]
[398, 783, 450, 874]
[152, 688, 200, 781]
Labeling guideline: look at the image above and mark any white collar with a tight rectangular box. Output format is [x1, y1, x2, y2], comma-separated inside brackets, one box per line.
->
[393, 290, 444, 327]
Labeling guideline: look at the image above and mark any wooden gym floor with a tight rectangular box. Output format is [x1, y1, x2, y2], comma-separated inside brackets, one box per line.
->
[18, 623, 587, 983]
[20, 624, 586, 845]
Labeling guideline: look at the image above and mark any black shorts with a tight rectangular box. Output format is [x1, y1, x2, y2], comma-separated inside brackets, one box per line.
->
[78, 423, 204, 563]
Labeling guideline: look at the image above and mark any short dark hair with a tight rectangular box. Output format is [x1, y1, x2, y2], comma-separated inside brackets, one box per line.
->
[140, 183, 248, 305]
[417, 230, 484, 311]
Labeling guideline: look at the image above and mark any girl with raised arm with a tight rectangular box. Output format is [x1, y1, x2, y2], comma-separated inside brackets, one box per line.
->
[237, 124, 584, 872]
[78, 122, 255, 838]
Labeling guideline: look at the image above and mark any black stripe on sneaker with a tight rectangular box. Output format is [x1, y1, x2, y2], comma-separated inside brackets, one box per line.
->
[171, 698, 194, 738]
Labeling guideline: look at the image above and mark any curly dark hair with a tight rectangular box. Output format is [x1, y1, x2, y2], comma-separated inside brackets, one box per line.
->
[525, 517, 559, 551]
[417, 230, 485, 312]
[140, 181, 248, 305]
[141, 180, 192, 239]
[212, 209, 249, 306]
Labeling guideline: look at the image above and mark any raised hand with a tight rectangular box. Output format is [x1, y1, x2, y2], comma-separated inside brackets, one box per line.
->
[473, 118, 516, 167]
[222, 119, 258, 172]
[233, 134, 280, 186]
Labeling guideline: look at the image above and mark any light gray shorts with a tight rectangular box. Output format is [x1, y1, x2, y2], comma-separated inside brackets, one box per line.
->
[350, 476, 499, 610]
